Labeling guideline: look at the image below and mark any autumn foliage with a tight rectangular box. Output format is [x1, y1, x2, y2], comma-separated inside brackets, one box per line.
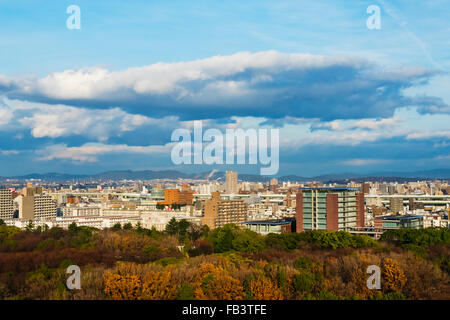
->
[248, 276, 283, 300]
[104, 273, 142, 300]
[0, 224, 448, 300]
[382, 258, 407, 294]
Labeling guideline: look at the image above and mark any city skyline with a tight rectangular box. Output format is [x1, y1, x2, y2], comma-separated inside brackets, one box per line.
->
[1, 0, 449, 306]
[0, 1, 449, 177]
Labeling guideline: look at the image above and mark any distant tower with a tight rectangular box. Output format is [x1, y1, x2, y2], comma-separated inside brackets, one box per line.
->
[225, 170, 238, 194]
[269, 178, 278, 192]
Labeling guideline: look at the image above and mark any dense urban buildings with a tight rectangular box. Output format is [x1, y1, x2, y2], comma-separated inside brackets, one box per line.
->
[0, 176, 448, 237]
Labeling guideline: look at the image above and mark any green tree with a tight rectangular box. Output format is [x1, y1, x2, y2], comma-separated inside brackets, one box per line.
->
[294, 256, 314, 270]
[177, 219, 190, 241]
[68, 222, 79, 233]
[135, 222, 143, 232]
[177, 283, 195, 300]
[123, 223, 133, 230]
[381, 227, 450, 246]
[25, 220, 34, 232]
[208, 224, 240, 253]
[165, 218, 178, 236]
[231, 229, 264, 252]
[293, 271, 321, 297]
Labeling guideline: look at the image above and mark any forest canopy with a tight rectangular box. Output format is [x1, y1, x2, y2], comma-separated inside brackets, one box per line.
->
[0, 223, 448, 300]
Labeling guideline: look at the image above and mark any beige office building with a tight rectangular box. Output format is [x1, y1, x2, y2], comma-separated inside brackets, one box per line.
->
[389, 198, 404, 214]
[19, 184, 57, 220]
[0, 189, 14, 220]
[202, 192, 247, 229]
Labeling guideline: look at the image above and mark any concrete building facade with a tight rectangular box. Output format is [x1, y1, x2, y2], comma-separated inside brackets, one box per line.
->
[0, 189, 14, 220]
[202, 192, 247, 229]
[389, 198, 404, 214]
[225, 170, 238, 194]
[19, 184, 57, 220]
[296, 187, 365, 232]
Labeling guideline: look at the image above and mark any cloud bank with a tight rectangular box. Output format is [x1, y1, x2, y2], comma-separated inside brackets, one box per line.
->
[1, 51, 447, 121]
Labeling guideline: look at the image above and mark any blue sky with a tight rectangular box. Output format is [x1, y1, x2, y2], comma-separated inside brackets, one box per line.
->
[0, 0, 449, 177]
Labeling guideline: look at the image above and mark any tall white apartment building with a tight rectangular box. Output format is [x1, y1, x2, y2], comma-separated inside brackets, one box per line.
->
[0, 189, 14, 220]
[19, 184, 57, 220]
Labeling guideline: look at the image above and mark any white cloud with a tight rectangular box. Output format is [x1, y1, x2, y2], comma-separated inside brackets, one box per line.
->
[340, 158, 392, 166]
[1, 51, 442, 120]
[0, 101, 13, 127]
[0, 149, 19, 156]
[311, 117, 402, 131]
[36, 142, 175, 162]
[435, 154, 450, 161]
[351, 118, 402, 130]
[8, 100, 179, 140]
[14, 51, 366, 99]
[406, 131, 450, 140]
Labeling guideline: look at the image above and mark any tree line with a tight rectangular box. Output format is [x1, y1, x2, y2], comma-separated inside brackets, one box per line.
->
[0, 220, 448, 300]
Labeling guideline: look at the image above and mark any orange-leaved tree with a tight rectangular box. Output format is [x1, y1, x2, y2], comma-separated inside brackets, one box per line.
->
[141, 271, 177, 300]
[382, 258, 407, 293]
[104, 273, 142, 300]
[248, 276, 283, 300]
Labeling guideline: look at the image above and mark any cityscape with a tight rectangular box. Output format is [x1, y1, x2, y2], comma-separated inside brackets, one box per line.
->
[1, 170, 449, 235]
[0, 0, 449, 309]
[0, 170, 449, 301]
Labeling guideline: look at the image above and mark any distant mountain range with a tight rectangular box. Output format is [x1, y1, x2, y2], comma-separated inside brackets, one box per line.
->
[1, 168, 450, 183]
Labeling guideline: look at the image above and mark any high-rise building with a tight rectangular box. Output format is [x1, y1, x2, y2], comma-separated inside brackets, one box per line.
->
[269, 178, 278, 192]
[0, 189, 14, 220]
[19, 184, 57, 220]
[202, 192, 247, 229]
[389, 198, 404, 214]
[225, 170, 238, 194]
[362, 183, 370, 194]
[295, 187, 364, 232]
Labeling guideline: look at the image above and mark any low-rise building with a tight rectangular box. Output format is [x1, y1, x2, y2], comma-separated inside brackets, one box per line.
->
[242, 218, 295, 235]
[374, 215, 424, 230]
